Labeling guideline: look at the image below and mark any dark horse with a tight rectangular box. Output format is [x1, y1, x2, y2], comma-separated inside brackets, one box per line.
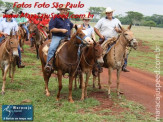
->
[39, 25, 93, 103]
[28, 23, 46, 59]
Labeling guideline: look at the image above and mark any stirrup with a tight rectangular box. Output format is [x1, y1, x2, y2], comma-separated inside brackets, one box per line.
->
[44, 64, 52, 73]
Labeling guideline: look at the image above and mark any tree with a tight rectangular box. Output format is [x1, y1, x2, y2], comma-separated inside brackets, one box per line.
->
[0, 0, 4, 11]
[143, 20, 156, 29]
[88, 7, 105, 21]
[126, 11, 143, 25]
[5, 2, 13, 10]
[13, 6, 23, 14]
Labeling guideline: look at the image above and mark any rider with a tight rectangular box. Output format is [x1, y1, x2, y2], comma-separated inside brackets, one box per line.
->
[44, 4, 73, 72]
[78, 13, 95, 40]
[16, 11, 29, 41]
[0, 10, 25, 68]
[94, 7, 129, 72]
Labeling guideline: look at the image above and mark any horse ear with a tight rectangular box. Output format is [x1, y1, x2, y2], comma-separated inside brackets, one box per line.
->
[92, 38, 96, 45]
[75, 24, 78, 31]
[118, 24, 124, 31]
[10, 29, 13, 38]
[128, 24, 132, 30]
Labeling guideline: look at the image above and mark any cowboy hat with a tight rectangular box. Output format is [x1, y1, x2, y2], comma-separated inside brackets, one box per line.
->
[105, 7, 115, 13]
[2, 9, 9, 14]
[5, 9, 13, 14]
[57, 4, 70, 10]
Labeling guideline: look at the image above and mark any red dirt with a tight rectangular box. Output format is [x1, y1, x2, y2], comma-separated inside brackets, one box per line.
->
[98, 67, 163, 117]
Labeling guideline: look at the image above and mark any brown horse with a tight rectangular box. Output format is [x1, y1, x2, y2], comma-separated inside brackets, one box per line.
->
[39, 25, 93, 103]
[28, 23, 46, 59]
[18, 25, 27, 53]
[0, 31, 19, 95]
[77, 40, 104, 100]
[94, 24, 138, 98]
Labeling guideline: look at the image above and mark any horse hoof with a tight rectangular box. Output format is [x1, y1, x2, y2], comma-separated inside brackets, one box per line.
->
[46, 93, 50, 97]
[80, 98, 84, 101]
[1, 91, 5, 95]
[119, 91, 124, 94]
[108, 94, 111, 99]
[69, 100, 74, 103]
[56, 98, 59, 102]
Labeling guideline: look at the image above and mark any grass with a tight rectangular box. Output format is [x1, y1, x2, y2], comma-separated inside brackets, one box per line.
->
[0, 44, 156, 121]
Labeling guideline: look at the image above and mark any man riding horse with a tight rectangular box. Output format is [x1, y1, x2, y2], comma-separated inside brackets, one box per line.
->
[94, 7, 129, 72]
[16, 11, 29, 41]
[44, 4, 74, 72]
[0, 10, 25, 68]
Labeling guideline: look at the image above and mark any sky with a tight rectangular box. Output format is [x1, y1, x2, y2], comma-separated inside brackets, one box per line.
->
[2, 0, 163, 16]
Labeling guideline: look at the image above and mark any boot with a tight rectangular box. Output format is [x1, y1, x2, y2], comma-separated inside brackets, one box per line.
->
[17, 57, 25, 68]
[44, 58, 54, 73]
[122, 65, 130, 72]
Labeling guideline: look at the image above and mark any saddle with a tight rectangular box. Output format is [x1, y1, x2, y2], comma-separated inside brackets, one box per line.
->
[101, 37, 117, 57]
[42, 38, 69, 57]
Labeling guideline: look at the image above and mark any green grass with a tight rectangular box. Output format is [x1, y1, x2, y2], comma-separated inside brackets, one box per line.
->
[0, 44, 157, 121]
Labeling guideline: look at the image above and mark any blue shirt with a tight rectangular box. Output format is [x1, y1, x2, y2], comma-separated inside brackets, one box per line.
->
[49, 16, 73, 37]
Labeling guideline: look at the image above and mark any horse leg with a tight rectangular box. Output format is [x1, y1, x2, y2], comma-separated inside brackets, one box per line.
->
[98, 73, 101, 89]
[68, 74, 74, 103]
[36, 45, 39, 59]
[56, 70, 62, 101]
[84, 71, 91, 99]
[108, 67, 113, 98]
[9, 65, 12, 78]
[116, 69, 122, 98]
[74, 75, 77, 90]
[80, 72, 85, 101]
[2, 69, 4, 77]
[79, 73, 82, 89]
[1, 64, 9, 95]
[10, 61, 16, 83]
[93, 75, 96, 88]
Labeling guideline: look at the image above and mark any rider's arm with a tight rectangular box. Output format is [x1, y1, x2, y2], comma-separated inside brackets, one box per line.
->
[94, 27, 104, 39]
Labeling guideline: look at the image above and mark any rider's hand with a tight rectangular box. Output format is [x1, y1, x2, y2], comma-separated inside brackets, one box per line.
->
[100, 35, 105, 40]
[61, 29, 68, 33]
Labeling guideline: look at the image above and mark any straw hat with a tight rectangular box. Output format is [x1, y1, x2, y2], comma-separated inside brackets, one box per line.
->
[57, 4, 70, 10]
[105, 7, 115, 13]
[82, 13, 93, 20]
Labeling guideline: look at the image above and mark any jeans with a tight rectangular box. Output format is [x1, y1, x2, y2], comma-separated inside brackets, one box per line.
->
[0, 36, 5, 43]
[18, 45, 22, 64]
[22, 24, 29, 39]
[47, 36, 65, 62]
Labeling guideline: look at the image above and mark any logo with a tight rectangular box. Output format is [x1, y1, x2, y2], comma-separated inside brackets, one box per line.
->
[67, 23, 70, 26]
[2, 105, 33, 121]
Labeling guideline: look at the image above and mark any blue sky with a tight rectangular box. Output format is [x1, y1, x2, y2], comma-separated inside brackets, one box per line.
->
[2, 0, 163, 16]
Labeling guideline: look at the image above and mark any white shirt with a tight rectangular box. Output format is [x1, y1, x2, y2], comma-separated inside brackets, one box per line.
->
[95, 17, 121, 40]
[0, 20, 18, 35]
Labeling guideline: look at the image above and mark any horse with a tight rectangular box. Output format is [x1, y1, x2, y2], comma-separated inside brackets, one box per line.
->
[39, 25, 94, 103]
[0, 31, 19, 95]
[93, 24, 138, 98]
[75, 40, 104, 100]
[28, 23, 47, 59]
[18, 25, 27, 53]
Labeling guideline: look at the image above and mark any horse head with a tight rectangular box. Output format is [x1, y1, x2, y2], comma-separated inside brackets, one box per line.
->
[6, 30, 19, 57]
[74, 25, 93, 46]
[92, 39, 104, 66]
[118, 24, 138, 50]
[28, 23, 38, 37]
